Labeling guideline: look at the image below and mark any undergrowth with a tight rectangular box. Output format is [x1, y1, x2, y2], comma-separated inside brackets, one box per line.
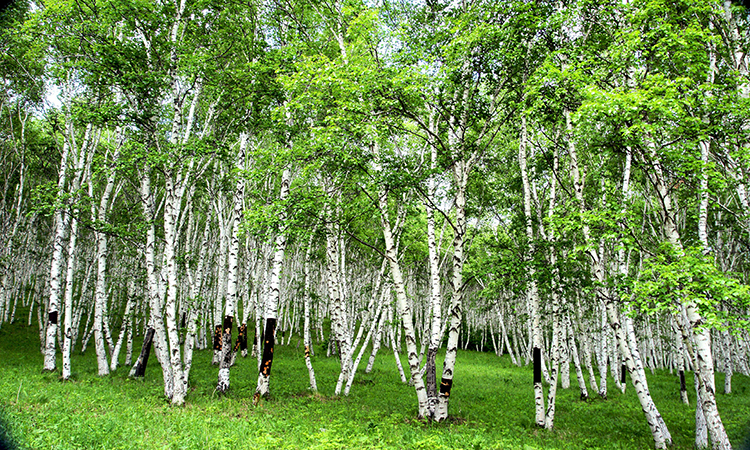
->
[0, 319, 749, 449]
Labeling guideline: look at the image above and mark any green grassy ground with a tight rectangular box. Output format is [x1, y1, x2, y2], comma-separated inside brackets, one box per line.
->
[0, 320, 748, 449]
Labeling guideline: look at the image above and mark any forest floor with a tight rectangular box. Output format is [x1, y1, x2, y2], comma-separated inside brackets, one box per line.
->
[0, 320, 749, 449]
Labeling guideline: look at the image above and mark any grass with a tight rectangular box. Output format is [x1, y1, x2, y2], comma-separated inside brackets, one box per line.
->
[0, 319, 749, 449]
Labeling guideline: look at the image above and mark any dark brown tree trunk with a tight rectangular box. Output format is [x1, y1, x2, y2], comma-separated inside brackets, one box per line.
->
[130, 327, 155, 378]
[253, 318, 277, 404]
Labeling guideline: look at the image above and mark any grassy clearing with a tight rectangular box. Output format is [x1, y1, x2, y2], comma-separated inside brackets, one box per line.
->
[1, 320, 749, 449]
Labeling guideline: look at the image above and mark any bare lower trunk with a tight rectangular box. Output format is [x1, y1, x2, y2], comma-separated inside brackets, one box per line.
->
[566, 315, 588, 400]
[61, 214, 80, 380]
[130, 327, 155, 378]
[254, 318, 277, 403]
[544, 309, 560, 429]
[301, 232, 317, 392]
[366, 301, 387, 373]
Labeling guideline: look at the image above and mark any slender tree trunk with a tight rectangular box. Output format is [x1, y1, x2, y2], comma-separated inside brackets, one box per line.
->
[111, 282, 134, 371]
[324, 196, 353, 396]
[543, 143, 561, 429]
[217, 134, 247, 394]
[43, 121, 74, 372]
[566, 314, 588, 400]
[92, 145, 119, 376]
[344, 287, 386, 396]
[434, 156, 470, 421]
[135, 165, 173, 398]
[366, 297, 387, 373]
[254, 167, 291, 403]
[213, 195, 229, 365]
[61, 132, 92, 379]
[302, 231, 318, 392]
[519, 115, 545, 426]
[423, 109, 445, 416]
[61, 210, 80, 380]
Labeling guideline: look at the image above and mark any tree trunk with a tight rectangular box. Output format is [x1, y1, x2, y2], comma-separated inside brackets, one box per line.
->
[217, 133, 247, 394]
[43, 120, 74, 372]
[302, 231, 318, 392]
[377, 187, 429, 416]
[518, 115, 545, 426]
[254, 167, 291, 403]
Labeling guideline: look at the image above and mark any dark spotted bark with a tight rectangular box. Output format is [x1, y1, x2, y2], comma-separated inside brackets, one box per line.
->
[234, 323, 247, 353]
[213, 325, 222, 352]
[253, 318, 277, 405]
[260, 318, 276, 376]
[439, 377, 453, 397]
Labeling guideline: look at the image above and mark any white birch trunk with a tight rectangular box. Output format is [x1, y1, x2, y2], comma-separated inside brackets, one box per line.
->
[424, 109, 444, 414]
[366, 297, 388, 373]
[644, 142, 727, 449]
[344, 285, 386, 396]
[566, 314, 588, 400]
[254, 167, 291, 402]
[111, 282, 134, 372]
[61, 131, 92, 379]
[139, 165, 173, 399]
[92, 145, 119, 376]
[324, 194, 353, 396]
[213, 195, 229, 365]
[434, 152, 472, 421]
[543, 143, 561, 429]
[302, 231, 318, 392]
[61, 210, 80, 380]
[43, 120, 74, 371]
[519, 115, 545, 426]
[217, 134, 247, 393]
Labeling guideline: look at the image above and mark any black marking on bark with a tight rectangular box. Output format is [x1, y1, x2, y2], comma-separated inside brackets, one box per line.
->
[439, 377, 453, 396]
[223, 316, 234, 334]
[679, 370, 686, 392]
[133, 327, 154, 378]
[260, 318, 277, 377]
[621, 364, 626, 384]
[213, 325, 222, 351]
[235, 323, 247, 352]
[49, 311, 58, 325]
[533, 347, 542, 384]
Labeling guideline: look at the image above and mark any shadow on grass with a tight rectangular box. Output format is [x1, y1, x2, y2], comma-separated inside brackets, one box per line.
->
[0, 409, 19, 450]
